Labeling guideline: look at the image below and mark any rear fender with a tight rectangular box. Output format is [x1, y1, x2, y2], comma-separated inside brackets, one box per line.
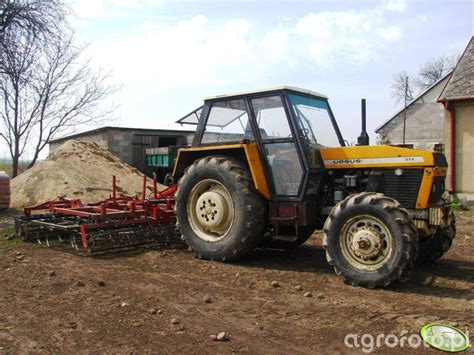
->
[173, 143, 271, 200]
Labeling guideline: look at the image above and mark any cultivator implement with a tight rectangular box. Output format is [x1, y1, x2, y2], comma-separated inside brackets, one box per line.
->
[14, 176, 179, 253]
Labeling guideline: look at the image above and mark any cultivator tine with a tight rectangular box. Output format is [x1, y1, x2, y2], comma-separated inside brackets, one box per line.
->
[15, 215, 84, 251]
[14, 179, 179, 254]
[71, 234, 81, 251]
[15, 216, 179, 253]
[83, 225, 157, 252]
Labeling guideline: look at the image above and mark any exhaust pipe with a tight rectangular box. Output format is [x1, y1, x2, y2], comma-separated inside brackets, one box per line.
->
[357, 98, 369, 146]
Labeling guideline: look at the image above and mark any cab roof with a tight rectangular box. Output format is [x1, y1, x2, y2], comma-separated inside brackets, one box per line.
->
[177, 86, 328, 125]
[204, 86, 328, 101]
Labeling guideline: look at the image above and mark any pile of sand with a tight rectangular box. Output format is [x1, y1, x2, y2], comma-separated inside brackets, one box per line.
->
[11, 140, 163, 208]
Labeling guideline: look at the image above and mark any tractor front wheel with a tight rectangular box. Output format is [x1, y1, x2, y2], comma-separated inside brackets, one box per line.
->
[323, 192, 418, 288]
[417, 211, 456, 263]
[175, 156, 267, 261]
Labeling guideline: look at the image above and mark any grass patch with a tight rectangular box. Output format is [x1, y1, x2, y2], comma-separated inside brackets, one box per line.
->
[0, 159, 32, 177]
[0, 227, 20, 252]
[0, 161, 12, 176]
[0, 210, 23, 252]
[0, 208, 22, 218]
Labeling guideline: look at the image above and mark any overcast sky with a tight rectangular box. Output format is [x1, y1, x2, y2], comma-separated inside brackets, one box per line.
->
[2, 0, 472, 160]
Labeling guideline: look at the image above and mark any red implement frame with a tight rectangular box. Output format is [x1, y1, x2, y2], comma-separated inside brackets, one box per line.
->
[21, 176, 177, 250]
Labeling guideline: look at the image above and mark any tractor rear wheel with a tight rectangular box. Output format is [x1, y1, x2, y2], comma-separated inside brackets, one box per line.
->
[323, 192, 418, 288]
[418, 211, 456, 263]
[175, 156, 267, 261]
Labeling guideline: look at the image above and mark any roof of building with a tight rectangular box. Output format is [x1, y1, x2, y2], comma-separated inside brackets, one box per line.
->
[49, 126, 195, 144]
[375, 72, 452, 132]
[439, 36, 474, 102]
[204, 86, 328, 101]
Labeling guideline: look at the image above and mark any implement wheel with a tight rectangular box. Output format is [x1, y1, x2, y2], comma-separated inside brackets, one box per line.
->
[175, 156, 267, 261]
[323, 192, 418, 288]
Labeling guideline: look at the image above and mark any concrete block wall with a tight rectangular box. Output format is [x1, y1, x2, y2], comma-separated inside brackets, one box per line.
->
[48, 133, 109, 153]
[378, 76, 449, 151]
[48, 128, 196, 174]
[107, 129, 134, 165]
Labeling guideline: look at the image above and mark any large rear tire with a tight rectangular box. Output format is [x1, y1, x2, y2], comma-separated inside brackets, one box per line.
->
[323, 192, 418, 288]
[175, 156, 267, 261]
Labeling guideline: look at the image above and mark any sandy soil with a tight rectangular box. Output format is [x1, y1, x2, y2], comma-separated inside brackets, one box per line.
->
[11, 141, 162, 208]
[0, 210, 472, 354]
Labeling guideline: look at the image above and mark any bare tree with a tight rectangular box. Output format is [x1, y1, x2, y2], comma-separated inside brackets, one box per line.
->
[0, 31, 117, 177]
[0, 0, 118, 177]
[0, 0, 67, 72]
[376, 131, 391, 145]
[417, 54, 459, 90]
[391, 54, 461, 106]
[391, 71, 416, 105]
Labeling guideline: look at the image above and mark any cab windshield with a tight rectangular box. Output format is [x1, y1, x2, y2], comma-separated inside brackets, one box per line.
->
[288, 94, 341, 147]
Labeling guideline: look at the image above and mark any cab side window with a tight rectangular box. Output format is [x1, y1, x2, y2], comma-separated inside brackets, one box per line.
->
[202, 99, 254, 144]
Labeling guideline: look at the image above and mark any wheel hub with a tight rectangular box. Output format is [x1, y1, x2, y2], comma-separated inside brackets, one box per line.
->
[340, 215, 392, 271]
[195, 191, 226, 229]
[350, 227, 384, 260]
[187, 178, 235, 243]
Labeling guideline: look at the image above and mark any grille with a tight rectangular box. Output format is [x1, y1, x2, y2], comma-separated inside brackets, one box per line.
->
[382, 169, 423, 208]
[428, 176, 445, 204]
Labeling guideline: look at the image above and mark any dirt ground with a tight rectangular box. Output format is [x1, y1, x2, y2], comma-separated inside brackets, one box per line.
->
[0, 210, 472, 354]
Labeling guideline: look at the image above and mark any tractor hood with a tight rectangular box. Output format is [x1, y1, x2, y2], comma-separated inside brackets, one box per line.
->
[320, 145, 448, 170]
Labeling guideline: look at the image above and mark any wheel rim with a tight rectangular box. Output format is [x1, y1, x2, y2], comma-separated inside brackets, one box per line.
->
[187, 179, 235, 242]
[339, 215, 392, 271]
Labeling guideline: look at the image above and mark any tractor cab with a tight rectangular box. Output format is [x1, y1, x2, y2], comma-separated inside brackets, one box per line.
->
[177, 86, 345, 201]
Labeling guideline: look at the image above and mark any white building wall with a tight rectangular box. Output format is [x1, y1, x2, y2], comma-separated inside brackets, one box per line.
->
[377, 75, 450, 151]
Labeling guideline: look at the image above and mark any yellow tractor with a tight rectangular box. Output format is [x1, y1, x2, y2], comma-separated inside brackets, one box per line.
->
[173, 86, 455, 288]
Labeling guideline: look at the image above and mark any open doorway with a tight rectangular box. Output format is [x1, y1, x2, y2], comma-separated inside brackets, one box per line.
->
[159, 136, 177, 147]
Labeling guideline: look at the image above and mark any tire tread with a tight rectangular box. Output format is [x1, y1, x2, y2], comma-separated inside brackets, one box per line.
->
[323, 192, 418, 288]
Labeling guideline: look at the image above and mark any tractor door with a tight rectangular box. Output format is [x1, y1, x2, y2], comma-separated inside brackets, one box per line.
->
[249, 95, 305, 199]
